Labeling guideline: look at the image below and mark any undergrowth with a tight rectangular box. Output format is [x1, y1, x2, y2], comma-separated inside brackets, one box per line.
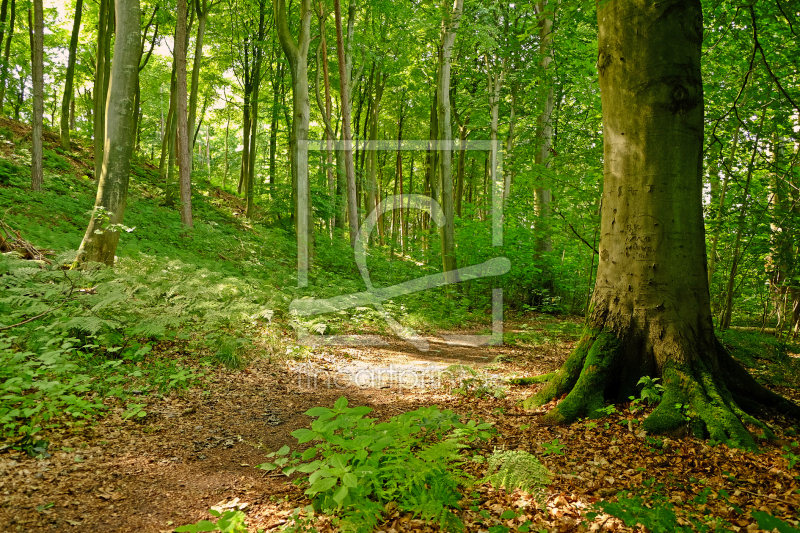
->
[255, 397, 494, 532]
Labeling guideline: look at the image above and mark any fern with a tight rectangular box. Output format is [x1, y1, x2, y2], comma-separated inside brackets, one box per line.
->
[483, 449, 551, 507]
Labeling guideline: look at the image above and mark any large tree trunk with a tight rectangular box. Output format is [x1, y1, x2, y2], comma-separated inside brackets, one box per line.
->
[437, 0, 463, 284]
[0, 0, 15, 115]
[75, 0, 140, 266]
[59, 0, 82, 150]
[29, 1, 43, 191]
[275, 0, 313, 285]
[524, 0, 799, 449]
[176, 0, 193, 227]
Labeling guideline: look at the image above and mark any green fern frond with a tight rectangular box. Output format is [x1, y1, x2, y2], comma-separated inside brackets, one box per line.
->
[483, 449, 551, 506]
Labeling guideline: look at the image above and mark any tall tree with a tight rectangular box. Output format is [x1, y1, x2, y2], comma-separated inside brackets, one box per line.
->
[93, 0, 114, 180]
[334, 0, 358, 246]
[29, 0, 43, 191]
[437, 0, 464, 283]
[59, 0, 83, 150]
[523, 0, 798, 447]
[75, 0, 141, 265]
[176, 0, 193, 227]
[533, 0, 554, 253]
[274, 0, 313, 284]
[0, 0, 14, 114]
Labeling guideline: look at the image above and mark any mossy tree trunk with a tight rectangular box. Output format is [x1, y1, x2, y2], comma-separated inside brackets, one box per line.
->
[523, 0, 800, 449]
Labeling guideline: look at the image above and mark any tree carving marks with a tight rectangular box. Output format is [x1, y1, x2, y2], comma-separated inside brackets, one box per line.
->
[624, 214, 663, 261]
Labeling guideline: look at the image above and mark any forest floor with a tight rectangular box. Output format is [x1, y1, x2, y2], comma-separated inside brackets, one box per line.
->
[1, 317, 799, 533]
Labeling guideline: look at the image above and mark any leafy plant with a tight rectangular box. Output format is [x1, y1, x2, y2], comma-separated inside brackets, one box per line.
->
[175, 509, 254, 533]
[539, 438, 565, 456]
[482, 449, 551, 507]
[122, 403, 147, 420]
[782, 441, 799, 470]
[637, 376, 664, 405]
[256, 397, 493, 533]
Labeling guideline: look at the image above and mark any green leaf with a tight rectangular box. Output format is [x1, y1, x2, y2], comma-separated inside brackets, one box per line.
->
[305, 406, 332, 417]
[500, 510, 516, 519]
[297, 460, 322, 473]
[334, 396, 348, 410]
[301, 447, 317, 460]
[342, 472, 358, 487]
[276, 445, 290, 456]
[291, 428, 317, 444]
[332, 485, 349, 506]
[752, 511, 800, 533]
[175, 520, 218, 532]
[255, 462, 277, 471]
[305, 476, 338, 496]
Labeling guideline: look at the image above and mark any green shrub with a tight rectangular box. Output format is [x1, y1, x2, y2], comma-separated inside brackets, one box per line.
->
[257, 397, 494, 533]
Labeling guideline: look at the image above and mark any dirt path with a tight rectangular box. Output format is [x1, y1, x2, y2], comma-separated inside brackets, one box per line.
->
[2, 322, 798, 532]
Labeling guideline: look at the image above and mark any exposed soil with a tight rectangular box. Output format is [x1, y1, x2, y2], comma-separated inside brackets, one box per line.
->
[1, 320, 798, 532]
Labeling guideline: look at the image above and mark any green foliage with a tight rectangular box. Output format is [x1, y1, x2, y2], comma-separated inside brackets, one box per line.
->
[637, 376, 664, 405]
[257, 397, 493, 533]
[0, 159, 22, 185]
[539, 438, 565, 456]
[175, 509, 256, 533]
[482, 449, 550, 507]
[782, 441, 799, 470]
[43, 149, 70, 171]
[444, 365, 506, 399]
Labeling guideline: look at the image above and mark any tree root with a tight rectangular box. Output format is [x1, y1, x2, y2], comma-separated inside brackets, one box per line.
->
[524, 329, 798, 449]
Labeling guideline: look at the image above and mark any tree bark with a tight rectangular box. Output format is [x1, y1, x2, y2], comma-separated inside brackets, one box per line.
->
[334, 0, 358, 246]
[275, 0, 313, 285]
[437, 0, 463, 284]
[29, 1, 43, 191]
[533, 1, 554, 251]
[75, 0, 140, 266]
[176, 0, 193, 227]
[188, 0, 211, 162]
[0, 0, 14, 115]
[486, 55, 504, 203]
[93, 0, 113, 180]
[524, 0, 799, 449]
[59, 0, 83, 150]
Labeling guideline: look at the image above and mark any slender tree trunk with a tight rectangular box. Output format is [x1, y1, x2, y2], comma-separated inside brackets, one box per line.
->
[188, 0, 209, 163]
[0, 0, 14, 115]
[486, 56, 504, 202]
[455, 119, 468, 217]
[160, 64, 177, 204]
[438, 0, 463, 284]
[275, 0, 313, 284]
[176, 0, 193, 227]
[334, 0, 358, 246]
[29, 1, 43, 191]
[59, 0, 83, 150]
[707, 123, 741, 288]
[268, 67, 281, 199]
[206, 121, 211, 175]
[93, 0, 113, 179]
[524, 0, 799, 448]
[720, 110, 765, 330]
[75, 0, 141, 266]
[534, 0, 554, 252]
